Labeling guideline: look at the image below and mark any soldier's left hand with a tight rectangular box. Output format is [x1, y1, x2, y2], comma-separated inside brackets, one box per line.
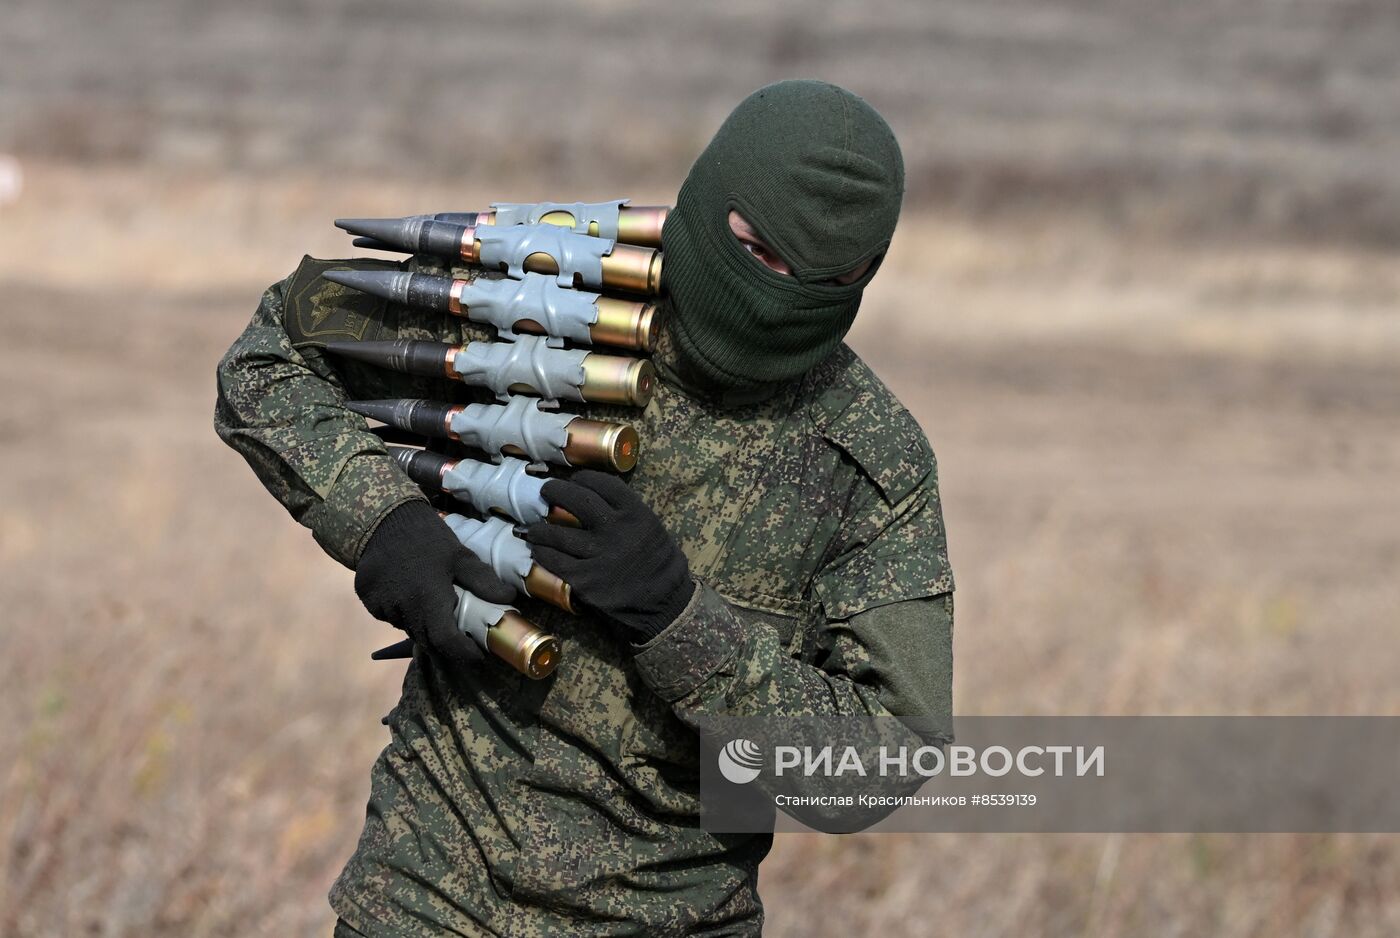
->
[524, 470, 694, 642]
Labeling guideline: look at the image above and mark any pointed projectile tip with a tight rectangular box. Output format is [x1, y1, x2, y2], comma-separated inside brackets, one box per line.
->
[334, 216, 391, 233]
[371, 638, 415, 660]
[333, 216, 416, 250]
[336, 215, 469, 261]
[322, 339, 452, 378]
[344, 399, 396, 422]
[320, 268, 408, 304]
[366, 423, 426, 447]
[322, 338, 389, 361]
[345, 398, 454, 438]
[351, 236, 404, 252]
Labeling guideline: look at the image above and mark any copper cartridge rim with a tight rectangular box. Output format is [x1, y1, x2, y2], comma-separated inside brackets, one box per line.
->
[460, 225, 480, 263]
[448, 279, 466, 317]
[443, 404, 465, 440]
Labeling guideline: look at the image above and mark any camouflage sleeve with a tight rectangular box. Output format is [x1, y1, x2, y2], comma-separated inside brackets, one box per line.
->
[632, 581, 950, 829]
[633, 466, 954, 745]
[212, 276, 428, 567]
[633, 584, 952, 730]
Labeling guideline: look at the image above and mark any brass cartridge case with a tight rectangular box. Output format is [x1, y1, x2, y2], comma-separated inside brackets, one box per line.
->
[455, 286, 655, 354]
[486, 611, 560, 679]
[524, 565, 575, 614]
[614, 205, 670, 249]
[590, 297, 659, 353]
[432, 403, 635, 472]
[460, 226, 662, 296]
[479, 204, 669, 248]
[494, 417, 637, 472]
[562, 417, 639, 472]
[580, 354, 655, 407]
[599, 243, 663, 296]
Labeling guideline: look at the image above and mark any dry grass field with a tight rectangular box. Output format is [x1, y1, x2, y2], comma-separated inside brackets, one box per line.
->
[2, 1, 1399, 935]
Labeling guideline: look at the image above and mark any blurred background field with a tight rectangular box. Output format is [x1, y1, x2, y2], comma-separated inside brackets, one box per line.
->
[2, 1, 1398, 935]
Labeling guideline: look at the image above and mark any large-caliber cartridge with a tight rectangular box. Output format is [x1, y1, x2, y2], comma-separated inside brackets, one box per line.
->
[325, 337, 654, 407]
[451, 586, 560, 679]
[321, 268, 658, 352]
[348, 396, 639, 471]
[389, 446, 578, 526]
[335, 216, 662, 296]
[353, 201, 668, 249]
[442, 512, 574, 613]
[488, 200, 668, 248]
[372, 581, 559, 677]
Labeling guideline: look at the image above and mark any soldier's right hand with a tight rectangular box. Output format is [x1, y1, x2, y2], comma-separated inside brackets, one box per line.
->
[354, 500, 516, 668]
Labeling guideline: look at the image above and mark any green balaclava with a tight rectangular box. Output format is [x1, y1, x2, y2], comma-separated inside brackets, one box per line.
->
[659, 79, 905, 395]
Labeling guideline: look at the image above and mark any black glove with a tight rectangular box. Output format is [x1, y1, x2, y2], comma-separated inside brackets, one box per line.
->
[524, 470, 694, 642]
[355, 500, 516, 668]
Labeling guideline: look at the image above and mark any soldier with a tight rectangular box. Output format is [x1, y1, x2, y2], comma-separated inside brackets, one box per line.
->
[215, 80, 953, 936]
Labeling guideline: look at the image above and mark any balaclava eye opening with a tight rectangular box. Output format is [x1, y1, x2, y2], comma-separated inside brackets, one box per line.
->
[659, 79, 905, 395]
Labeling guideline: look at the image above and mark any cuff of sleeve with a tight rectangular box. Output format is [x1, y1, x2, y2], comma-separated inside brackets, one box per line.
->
[632, 577, 747, 703]
[310, 453, 430, 567]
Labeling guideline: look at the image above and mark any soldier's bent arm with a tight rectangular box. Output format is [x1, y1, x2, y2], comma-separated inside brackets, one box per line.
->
[635, 466, 955, 743]
[213, 271, 428, 567]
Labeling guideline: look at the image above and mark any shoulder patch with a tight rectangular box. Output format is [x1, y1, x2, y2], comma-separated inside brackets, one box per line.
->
[808, 345, 935, 505]
[284, 255, 403, 349]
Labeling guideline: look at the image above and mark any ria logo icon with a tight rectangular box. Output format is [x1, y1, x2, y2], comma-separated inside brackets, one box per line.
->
[718, 738, 763, 784]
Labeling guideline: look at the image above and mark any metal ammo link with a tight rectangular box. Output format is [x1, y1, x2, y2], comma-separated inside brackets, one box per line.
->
[451, 334, 588, 402]
[452, 585, 511, 649]
[458, 272, 601, 343]
[441, 455, 551, 525]
[450, 395, 572, 463]
[443, 514, 534, 592]
[490, 200, 628, 240]
[475, 224, 612, 287]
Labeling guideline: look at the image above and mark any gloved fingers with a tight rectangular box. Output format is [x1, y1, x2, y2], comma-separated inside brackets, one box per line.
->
[569, 469, 639, 510]
[522, 521, 597, 559]
[452, 551, 516, 604]
[526, 543, 585, 582]
[540, 477, 615, 528]
[424, 616, 486, 668]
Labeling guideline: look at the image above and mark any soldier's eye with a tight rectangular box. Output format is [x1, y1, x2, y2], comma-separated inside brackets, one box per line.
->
[739, 240, 793, 276]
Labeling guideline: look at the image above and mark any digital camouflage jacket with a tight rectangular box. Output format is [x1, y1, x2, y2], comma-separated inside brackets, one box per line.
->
[214, 253, 954, 937]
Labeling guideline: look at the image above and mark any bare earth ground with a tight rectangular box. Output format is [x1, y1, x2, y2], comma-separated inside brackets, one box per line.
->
[0, 165, 1396, 936]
